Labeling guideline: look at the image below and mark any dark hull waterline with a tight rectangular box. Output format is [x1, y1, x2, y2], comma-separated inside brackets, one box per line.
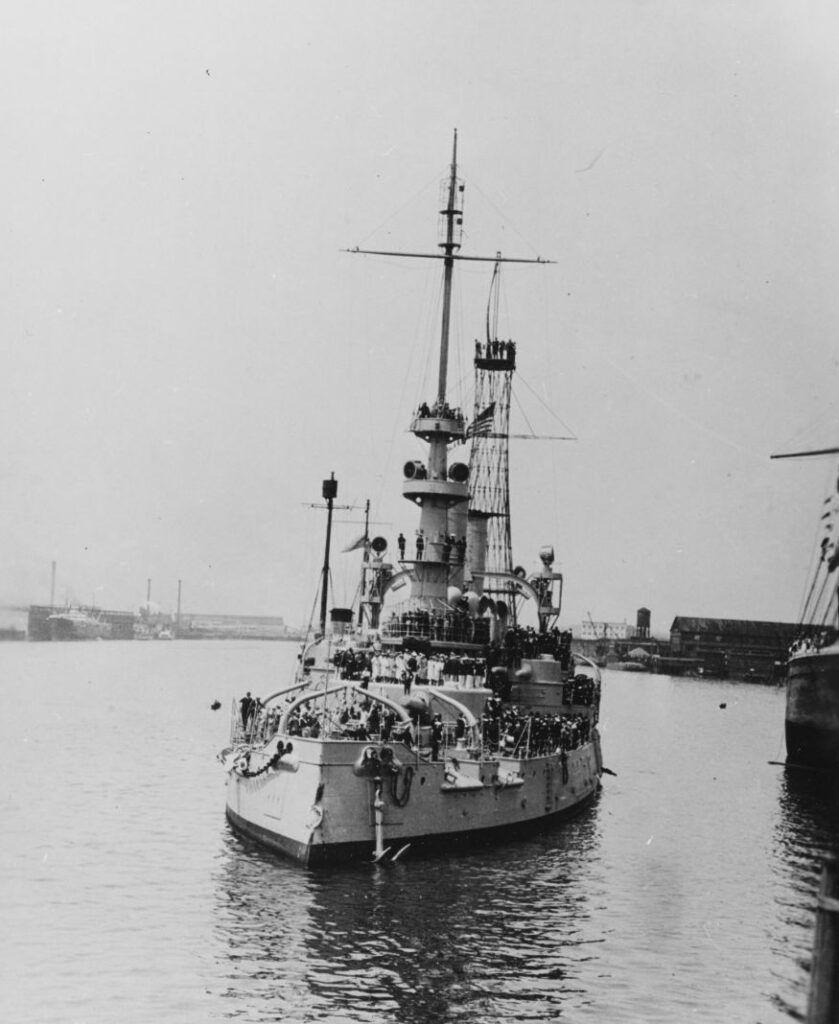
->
[226, 787, 601, 867]
[785, 649, 839, 770]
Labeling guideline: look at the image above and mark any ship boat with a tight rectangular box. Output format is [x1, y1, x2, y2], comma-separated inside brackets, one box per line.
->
[773, 445, 839, 769]
[47, 606, 112, 641]
[221, 134, 604, 865]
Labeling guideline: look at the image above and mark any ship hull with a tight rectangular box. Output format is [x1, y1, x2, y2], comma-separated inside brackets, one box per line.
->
[227, 785, 599, 866]
[48, 614, 111, 641]
[785, 647, 839, 769]
[225, 735, 602, 867]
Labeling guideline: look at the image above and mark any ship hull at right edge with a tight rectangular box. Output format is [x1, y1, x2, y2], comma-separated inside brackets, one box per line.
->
[785, 647, 839, 769]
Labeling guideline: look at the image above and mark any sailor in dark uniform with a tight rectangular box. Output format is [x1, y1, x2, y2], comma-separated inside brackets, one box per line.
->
[240, 692, 253, 728]
[430, 713, 444, 760]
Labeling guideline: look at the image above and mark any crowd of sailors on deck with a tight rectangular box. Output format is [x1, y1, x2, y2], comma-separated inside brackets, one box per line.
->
[563, 674, 599, 707]
[238, 686, 594, 761]
[333, 647, 488, 690]
[789, 628, 838, 654]
[482, 696, 591, 756]
[383, 608, 488, 643]
[330, 645, 597, 707]
[504, 625, 574, 667]
[329, 639, 594, 697]
[374, 621, 579, 665]
[278, 696, 590, 759]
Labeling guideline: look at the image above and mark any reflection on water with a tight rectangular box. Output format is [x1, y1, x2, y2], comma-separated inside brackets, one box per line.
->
[776, 768, 839, 866]
[211, 804, 605, 1023]
[769, 768, 839, 1022]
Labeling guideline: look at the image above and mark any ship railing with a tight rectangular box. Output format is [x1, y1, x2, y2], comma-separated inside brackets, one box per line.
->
[381, 618, 435, 641]
[229, 700, 261, 746]
[400, 712, 595, 761]
[363, 671, 488, 689]
[381, 617, 480, 645]
[229, 699, 278, 747]
[410, 403, 465, 426]
[229, 699, 243, 745]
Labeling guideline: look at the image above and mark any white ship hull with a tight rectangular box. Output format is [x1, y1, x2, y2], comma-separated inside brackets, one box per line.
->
[225, 733, 601, 866]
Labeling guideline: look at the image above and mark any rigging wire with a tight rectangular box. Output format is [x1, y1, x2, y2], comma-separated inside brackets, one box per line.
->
[451, 261, 466, 416]
[304, 582, 322, 638]
[514, 371, 578, 436]
[803, 567, 830, 629]
[511, 384, 539, 438]
[539, 274, 562, 559]
[462, 172, 546, 259]
[354, 173, 444, 250]
[365, 257, 440, 515]
[794, 458, 838, 628]
[773, 402, 839, 458]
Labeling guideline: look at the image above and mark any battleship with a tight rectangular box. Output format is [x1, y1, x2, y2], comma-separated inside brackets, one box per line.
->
[221, 134, 604, 865]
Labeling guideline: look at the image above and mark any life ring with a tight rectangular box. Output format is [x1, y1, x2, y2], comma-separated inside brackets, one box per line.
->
[305, 804, 324, 832]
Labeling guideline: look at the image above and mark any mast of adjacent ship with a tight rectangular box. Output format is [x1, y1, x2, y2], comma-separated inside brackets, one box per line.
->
[772, 446, 839, 632]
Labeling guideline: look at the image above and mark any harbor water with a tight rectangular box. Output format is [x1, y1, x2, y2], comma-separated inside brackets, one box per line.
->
[1, 640, 836, 1023]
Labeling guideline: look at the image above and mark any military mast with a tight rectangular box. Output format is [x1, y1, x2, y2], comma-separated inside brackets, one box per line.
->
[401, 132, 469, 605]
[465, 261, 517, 596]
[347, 131, 552, 625]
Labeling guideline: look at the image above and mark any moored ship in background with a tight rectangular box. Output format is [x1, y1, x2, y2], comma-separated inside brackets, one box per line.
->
[47, 606, 113, 641]
[221, 133, 604, 866]
[772, 445, 839, 769]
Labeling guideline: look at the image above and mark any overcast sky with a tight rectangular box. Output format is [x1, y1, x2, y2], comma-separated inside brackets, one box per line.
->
[1, 1, 838, 633]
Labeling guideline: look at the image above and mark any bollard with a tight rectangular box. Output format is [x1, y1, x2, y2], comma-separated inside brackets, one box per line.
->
[806, 855, 839, 1024]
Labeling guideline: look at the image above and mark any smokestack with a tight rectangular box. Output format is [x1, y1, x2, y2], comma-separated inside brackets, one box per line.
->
[50, 561, 56, 609]
[147, 578, 152, 603]
[177, 579, 182, 630]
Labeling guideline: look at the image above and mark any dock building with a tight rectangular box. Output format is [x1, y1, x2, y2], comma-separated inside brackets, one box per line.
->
[668, 616, 798, 680]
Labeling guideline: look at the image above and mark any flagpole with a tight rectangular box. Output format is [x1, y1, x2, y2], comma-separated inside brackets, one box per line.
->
[319, 474, 337, 636]
[358, 499, 370, 627]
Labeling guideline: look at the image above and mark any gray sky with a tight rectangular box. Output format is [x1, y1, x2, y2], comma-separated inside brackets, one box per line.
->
[2, 1, 838, 633]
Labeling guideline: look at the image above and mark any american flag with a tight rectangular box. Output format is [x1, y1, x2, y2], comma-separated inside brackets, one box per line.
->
[466, 402, 495, 438]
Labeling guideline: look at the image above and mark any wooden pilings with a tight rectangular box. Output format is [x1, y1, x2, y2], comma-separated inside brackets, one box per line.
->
[807, 855, 839, 1024]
